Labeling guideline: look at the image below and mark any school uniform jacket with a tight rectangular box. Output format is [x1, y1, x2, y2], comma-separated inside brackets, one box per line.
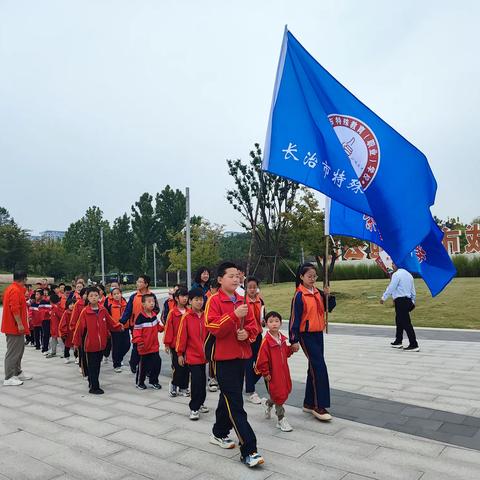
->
[289, 284, 336, 344]
[39, 299, 52, 322]
[29, 301, 44, 328]
[247, 294, 265, 337]
[106, 297, 127, 324]
[50, 303, 64, 337]
[58, 309, 74, 348]
[161, 298, 176, 324]
[204, 289, 257, 361]
[132, 311, 164, 355]
[176, 310, 207, 365]
[73, 305, 123, 352]
[121, 290, 160, 328]
[163, 306, 188, 350]
[69, 298, 85, 331]
[255, 331, 293, 405]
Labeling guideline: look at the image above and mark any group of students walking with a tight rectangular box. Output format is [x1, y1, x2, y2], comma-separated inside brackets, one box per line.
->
[1, 261, 336, 469]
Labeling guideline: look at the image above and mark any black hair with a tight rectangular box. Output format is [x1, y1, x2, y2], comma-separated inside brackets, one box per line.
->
[97, 284, 106, 294]
[51, 284, 59, 291]
[111, 287, 122, 295]
[173, 283, 181, 289]
[265, 310, 283, 322]
[138, 274, 151, 286]
[65, 285, 72, 292]
[141, 293, 156, 303]
[216, 261, 238, 278]
[50, 293, 61, 304]
[34, 289, 43, 296]
[79, 287, 88, 297]
[295, 262, 317, 287]
[85, 286, 100, 296]
[66, 297, 76, 309]
[188, 287, 205, 301]
[59, 282, 65, 287]
[174, 286, 189, 299]
[210, 279, 219, 289]
[194, 266, 210, 285]
[13, 271, 27, 281]
[246, 276, 260, 286]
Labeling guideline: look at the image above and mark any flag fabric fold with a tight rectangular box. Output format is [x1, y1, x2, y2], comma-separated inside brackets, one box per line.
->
[263, 28, 437, 264]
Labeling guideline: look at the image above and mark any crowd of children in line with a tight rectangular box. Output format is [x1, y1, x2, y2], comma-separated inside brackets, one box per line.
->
[18, 261, 335, 469]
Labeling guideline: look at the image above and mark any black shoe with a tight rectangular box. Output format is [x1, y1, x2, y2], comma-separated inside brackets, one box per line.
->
[129, 363, 136, 374]
[390, 341, 403, 349]
[136, 383, 147, 390]
[403, 345, 420, 352]
[89, 388, 104, 394]
[150, 383, 162, 390]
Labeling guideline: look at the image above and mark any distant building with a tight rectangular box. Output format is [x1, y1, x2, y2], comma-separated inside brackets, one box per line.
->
[223, 230, 244, 238]
[39, 230, 66, 240]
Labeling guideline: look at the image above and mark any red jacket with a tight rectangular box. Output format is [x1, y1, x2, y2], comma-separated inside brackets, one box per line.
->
[132, 310, 164, 355]
[73, 305, 123, 352]
[1, 282, 29, 335]
[247, 294, 264, 336]
[176, 310, 207, 365]
[205, 289, 257, 361]
[29, 301, 44, 328]
[255, 331, 293, 405]
[69, 299, 85, 331]
[163, 306, 188, 349]
[58, 309, 74, 348]
[50, 303, 64, 337]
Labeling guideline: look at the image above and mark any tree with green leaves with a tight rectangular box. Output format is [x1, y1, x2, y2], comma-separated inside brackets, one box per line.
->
[111, 213, 135, 275]
[168, 219, 222, 273]
[0, 207, 31, 272]
[63, 206, 111, 277]
[226, 143, 299, 283]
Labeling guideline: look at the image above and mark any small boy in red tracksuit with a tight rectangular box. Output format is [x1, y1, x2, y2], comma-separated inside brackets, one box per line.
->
[73, 287, 123, 394]
[46, 293, 64, 358]
[132, 293, 164, 390]
[58, 297, 76, 364]
[29, 289, 44, 350]
[163, 286, 190, 397]
[205, 262, 264, 468]
[107, 287, 129, 372]
[176, 288, 209, 420]
[255, 311, 296, 432]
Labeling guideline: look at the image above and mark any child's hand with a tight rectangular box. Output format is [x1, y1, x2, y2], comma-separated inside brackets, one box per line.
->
[237, 329, 248, 341]
[178, 355, 185, 366]
[291, 343, 300, 352]
[264, 374, 271, 382]
[234, 304, 248, 319]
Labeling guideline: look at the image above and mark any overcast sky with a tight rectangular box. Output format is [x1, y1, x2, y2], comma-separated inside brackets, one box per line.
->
[0, 0, 478, 235]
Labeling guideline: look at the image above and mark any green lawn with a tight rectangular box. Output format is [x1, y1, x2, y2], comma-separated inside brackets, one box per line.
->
[260, 277, 480, 330]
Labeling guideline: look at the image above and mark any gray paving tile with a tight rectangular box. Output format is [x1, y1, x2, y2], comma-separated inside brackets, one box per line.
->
[438, 422, 478, 437]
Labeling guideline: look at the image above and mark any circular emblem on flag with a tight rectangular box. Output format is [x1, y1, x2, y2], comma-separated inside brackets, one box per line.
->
[328, 114, 380, 190]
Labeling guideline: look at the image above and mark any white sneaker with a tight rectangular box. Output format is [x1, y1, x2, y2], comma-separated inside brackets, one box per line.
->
[17, 373, 32, 381]
[209, 434, 235, 449]
[247, 392, 262, 404]
[208, 379, 218, 392]
[262, 399, 272, 419]
[75, 358, 79, 365]
[199, 405, 209, 413]
[276, 417, 293, 432]
[168, 382, 177, 397]
[179, 388, 190, 397]
[114, 367, 122, 373]
[42, 351, 49, 356]
[64, 358, 72, 364]
[3, 377, 23, 386]
[103, 357, 109, 364]
[190, 410, 199, 421]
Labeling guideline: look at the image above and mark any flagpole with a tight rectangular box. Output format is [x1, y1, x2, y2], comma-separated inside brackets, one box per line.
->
[324, 197, 331, 334]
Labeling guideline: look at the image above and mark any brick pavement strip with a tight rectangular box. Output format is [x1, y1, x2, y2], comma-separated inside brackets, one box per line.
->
[1, 329, 480, 479]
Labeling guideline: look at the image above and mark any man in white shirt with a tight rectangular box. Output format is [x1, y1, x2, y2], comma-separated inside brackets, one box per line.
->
[380, 267, 419, 352]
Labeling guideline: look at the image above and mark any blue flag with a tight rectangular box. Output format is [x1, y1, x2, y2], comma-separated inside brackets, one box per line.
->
[327, 199, 456, 296]
[263, 28, 437, 264]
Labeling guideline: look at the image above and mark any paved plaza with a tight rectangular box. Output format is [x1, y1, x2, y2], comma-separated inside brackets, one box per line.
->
[1, 322, 480, 480]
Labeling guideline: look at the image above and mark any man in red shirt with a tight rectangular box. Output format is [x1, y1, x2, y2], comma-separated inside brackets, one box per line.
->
[1, 271, 32, 386]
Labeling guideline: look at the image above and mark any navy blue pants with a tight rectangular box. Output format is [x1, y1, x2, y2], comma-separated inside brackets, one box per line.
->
[299, 332, 330, 409]
[213, 359, 257, 458]
[112, 330, 131, 368]
[41, 320, 51, 352]
[244, 334, 262, 394]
